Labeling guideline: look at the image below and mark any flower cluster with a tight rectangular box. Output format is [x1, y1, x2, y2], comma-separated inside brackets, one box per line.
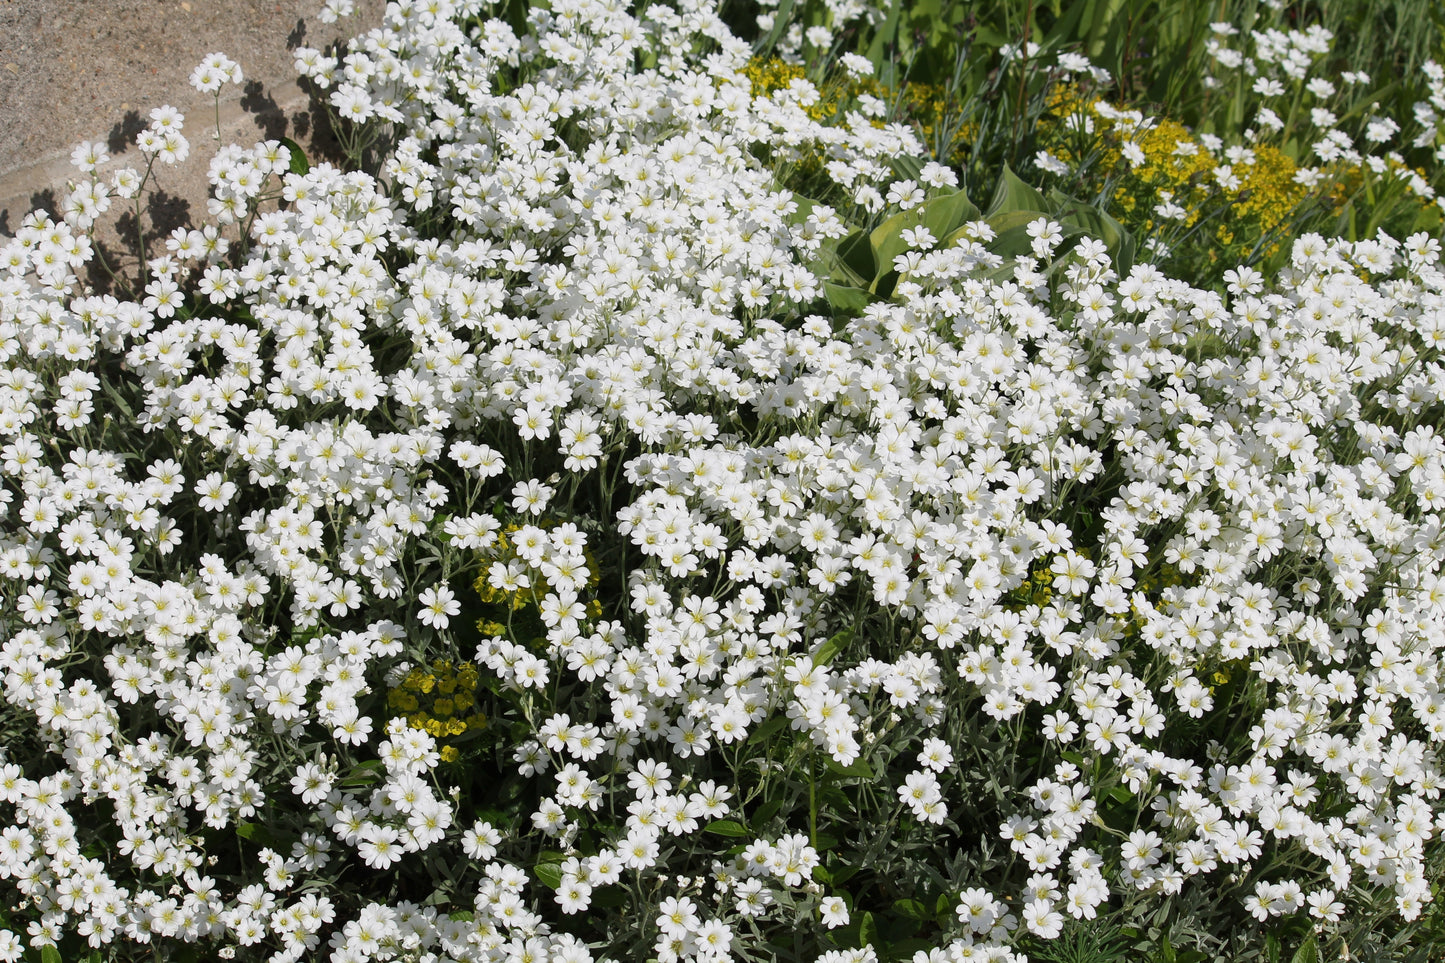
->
[1033, 24, 1444, 272]
[384, 659, 487, 761]
[0, 1, 1443, 962]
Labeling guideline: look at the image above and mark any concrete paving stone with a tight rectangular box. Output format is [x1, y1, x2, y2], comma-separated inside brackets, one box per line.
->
[0, 0, 386, 246]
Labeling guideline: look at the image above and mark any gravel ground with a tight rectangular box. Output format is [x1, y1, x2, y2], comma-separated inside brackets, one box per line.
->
[0, 0, 385, 242]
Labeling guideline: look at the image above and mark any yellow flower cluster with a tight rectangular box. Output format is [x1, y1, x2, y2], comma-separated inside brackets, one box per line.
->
[741, 57, 970, 164]
[1006, 561, 1057, 613]
[741, 59, 810, 108]
[473, 520, 601, 613]
[387, 659, 487, 763]
[1037, 86, 1434, 267]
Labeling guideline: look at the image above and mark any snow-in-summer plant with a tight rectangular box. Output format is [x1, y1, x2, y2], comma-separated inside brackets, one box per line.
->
[0, 1, 1443, 962]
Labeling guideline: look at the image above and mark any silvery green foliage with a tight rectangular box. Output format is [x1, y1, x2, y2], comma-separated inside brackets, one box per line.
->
[0, 0, 1443, 961]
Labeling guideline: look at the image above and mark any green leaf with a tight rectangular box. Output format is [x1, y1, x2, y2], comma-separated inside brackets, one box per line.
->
[1048, 188, 1135, 274]
[893, 898, 930, 921]
[869, 208, 924, 279]
[753, 0, 796, 56]
[40, 947, 62, 963]
[823, 280, 875, 316]
[752, 797, 784, 831]
[236, 821, 277, 846]
[1290, 935, 1319, 963]
[858, 910, 880, 949]
[866, 0, 906, 87]
[746, 714, 789, 748]
[785, 192, 822, 228]
[703, 819, 751, 838]
[812, 626, 854, 667]
[101, 380, 134, 419]
[984, 210, 1054, 258]
[885, 939, 935, 961]
[824, 756, 874, 778]
[280, 137, 311, 177]
[985, 165, 1048, 217]
[1042, 0, 1091, 49]
[888, 155, 929, 183]
[920, 190, 981, 243]
[338, 759, 385, 788]
[835, 230, 877, 286]
[533, 862, 563, 890]
[591, 886, 628, 908]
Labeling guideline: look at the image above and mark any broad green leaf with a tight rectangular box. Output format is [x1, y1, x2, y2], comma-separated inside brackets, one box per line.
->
[280, 137, 310, 177]
[812, 626, 854, 667]
[985, 214, 1051, 259]
[785, 192, 821, 228]
[920, 190, 981, 243]
[823, 280, 875, 316]
[751, 797, 784, 830]
[872, 267, 900, 298]
[1290, 935, 1319, 963]
[746, 714, 789, 747]
[893, 898, 930, 921]
[835, 230, 876, 286]
[825, 756, 875, 778]
[868, 191, 981, 292]
[533, 862, 563, 890]
[869, 208, 925, 275]
[972, 24, 1012, 48]
[1042, 0, 1091, 48]
[985, 208, 1053, 236]
[888, 155, 929, 183]
[41, 947, 62, 963]
[985, 165, 1048, 217]
[1048, 188, 1135, 274]
[859, 910, 880, 949]
[703, 819, 751, 838]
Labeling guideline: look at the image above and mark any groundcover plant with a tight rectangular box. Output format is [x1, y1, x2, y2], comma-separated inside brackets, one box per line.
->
[1, 0, 1444, 961]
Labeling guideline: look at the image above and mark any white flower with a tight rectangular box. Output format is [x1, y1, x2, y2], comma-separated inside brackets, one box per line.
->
[190, 53, 243, 94]
[417, 584, 461, 629]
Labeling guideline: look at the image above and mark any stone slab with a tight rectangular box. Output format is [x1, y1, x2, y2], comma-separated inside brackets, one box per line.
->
[0, 0, 385, 241]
